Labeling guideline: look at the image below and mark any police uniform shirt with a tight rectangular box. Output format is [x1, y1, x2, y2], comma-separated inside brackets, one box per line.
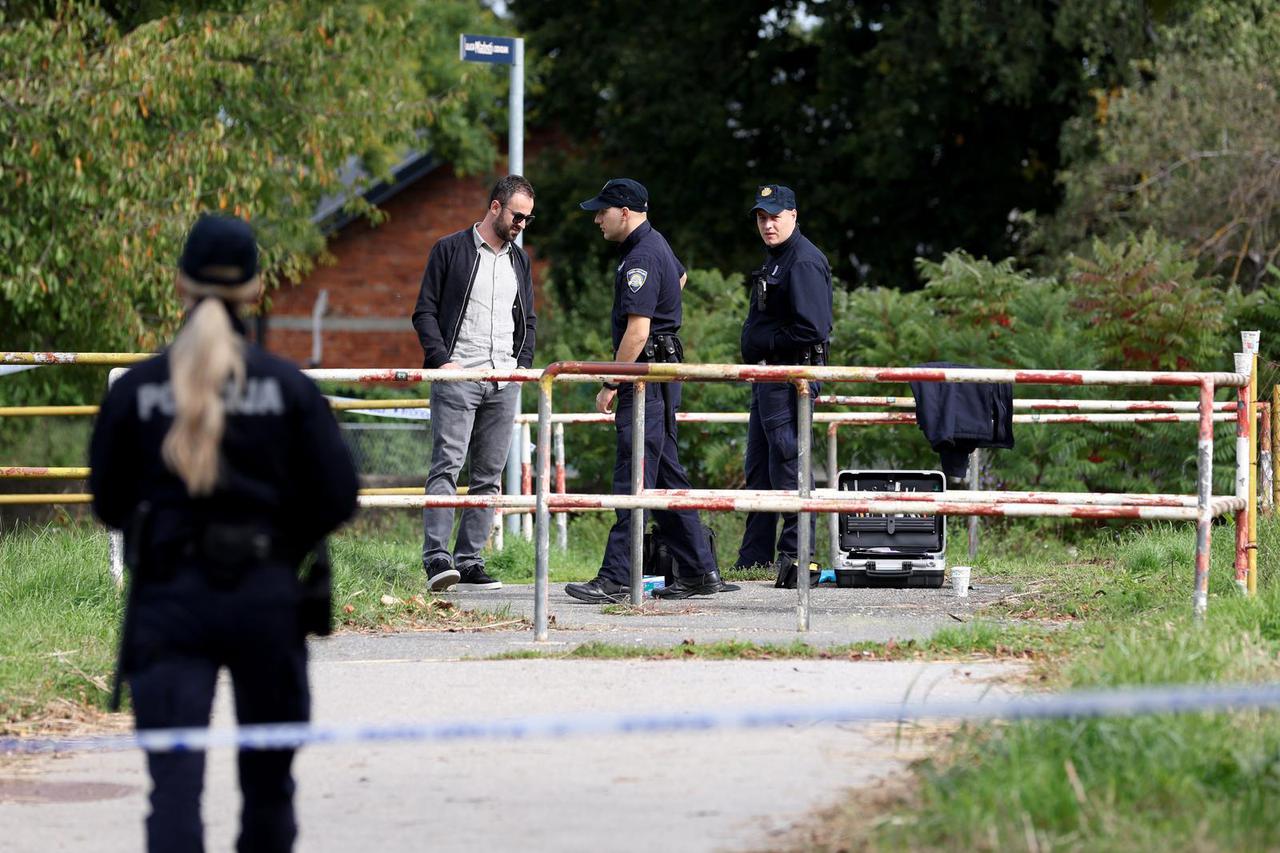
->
[610, 221, 685, 353]
[89, 314, 359, 559]
[740, 227, 833, 364]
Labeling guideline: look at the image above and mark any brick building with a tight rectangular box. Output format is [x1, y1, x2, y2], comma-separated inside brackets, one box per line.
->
[261, 154, 547, 368]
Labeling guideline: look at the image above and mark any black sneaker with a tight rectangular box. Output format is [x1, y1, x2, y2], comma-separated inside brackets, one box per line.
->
[457, 564, 502, 591]
[564, 576, 630, 603]
[425, 557, 460, 592]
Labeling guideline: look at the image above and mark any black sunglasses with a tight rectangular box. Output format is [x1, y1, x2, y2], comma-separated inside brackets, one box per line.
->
[504, 207, 536, 225]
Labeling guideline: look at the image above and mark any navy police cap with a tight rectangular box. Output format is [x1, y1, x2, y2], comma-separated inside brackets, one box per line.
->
[579, 178, 649, 213]
[179, 213, 260, 286]
[750, 184, 797, 215]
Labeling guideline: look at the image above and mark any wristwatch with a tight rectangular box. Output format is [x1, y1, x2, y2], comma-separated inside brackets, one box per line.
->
[602, 381, 620, 391]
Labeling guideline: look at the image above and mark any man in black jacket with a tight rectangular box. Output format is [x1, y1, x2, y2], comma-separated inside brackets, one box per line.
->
[734, 185, 833, 587]
[411, 175, 538, 592]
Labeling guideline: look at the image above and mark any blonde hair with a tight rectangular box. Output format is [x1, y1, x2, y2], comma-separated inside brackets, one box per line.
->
[161, 274, 260, 496]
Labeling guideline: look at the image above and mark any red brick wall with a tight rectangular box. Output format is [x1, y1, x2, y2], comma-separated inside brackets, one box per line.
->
[265, 163, 548, 368]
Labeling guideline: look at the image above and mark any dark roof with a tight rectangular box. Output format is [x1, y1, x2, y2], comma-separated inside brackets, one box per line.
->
[311, 150, 440, 234]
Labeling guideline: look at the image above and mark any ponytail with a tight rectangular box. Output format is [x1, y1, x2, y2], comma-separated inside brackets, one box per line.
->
[162, 297, 246, 496]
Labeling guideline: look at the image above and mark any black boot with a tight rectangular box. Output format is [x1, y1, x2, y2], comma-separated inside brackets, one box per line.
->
[653, 569, 740, 599]
[565, 576, 629, 603]
[773, 555, 819, 589]
[773, 555, 798, 589]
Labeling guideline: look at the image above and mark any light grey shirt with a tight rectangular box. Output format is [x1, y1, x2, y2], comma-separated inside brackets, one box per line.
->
[452, 224, 519, 385]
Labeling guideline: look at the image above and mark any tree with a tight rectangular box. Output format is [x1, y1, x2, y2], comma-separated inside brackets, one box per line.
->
[512, 0, 1168, 297]
[0, 0, 506, 401]
[1051, 54, 1280, 288]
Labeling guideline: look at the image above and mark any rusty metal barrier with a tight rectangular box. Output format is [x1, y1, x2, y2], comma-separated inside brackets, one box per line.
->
[0, 352, 1260, 637]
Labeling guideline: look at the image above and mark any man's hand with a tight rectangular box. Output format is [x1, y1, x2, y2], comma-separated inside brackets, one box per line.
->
[596, 387, 617, 414]
[439, 361, 460, 370]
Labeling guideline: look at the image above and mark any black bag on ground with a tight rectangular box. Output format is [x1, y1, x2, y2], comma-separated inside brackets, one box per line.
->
[643, 524, 716, 584]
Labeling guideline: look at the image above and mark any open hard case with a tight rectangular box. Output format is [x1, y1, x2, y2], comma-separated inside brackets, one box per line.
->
[836, 469, 946, 588]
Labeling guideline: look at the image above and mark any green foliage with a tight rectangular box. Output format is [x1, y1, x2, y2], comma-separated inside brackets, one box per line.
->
[0, 0, 505, 405]
[1046, 4, 1280, 288]
[0, 522, 120, 723]
[867, 519, 1280, 853]
[1069, 228, 1238, 370]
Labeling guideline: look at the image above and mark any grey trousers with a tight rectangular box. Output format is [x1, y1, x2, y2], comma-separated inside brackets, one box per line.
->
[422, 380, 520, 569]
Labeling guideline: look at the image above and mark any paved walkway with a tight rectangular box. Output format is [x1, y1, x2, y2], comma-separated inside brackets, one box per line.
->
[0, 580, 1020, 852]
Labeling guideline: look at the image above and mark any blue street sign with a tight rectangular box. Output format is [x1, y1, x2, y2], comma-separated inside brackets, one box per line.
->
[459, 34, 517, 65]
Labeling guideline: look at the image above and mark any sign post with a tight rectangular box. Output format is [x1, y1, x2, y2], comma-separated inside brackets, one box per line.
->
[461, 33, 527, 537]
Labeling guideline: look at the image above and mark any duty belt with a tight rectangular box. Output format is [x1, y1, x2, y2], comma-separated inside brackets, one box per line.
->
[643, 333, 684, 363]
[760, 342, 828, 366]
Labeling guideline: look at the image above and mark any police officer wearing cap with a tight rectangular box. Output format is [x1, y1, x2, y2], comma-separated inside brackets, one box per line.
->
[564, 178, 737, 602]
[90, 213, 359, 852]
[733, 185, 833, 586]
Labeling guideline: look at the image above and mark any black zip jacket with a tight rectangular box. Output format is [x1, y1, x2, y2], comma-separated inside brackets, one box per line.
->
[411, 227, 537, 369]
[741, 228, 833, 364]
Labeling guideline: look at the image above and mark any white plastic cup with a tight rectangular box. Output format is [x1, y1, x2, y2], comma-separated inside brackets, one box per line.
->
[951, 565, 971, 598]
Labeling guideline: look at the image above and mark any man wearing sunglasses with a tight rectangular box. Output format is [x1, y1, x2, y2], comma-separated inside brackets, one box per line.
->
[412, 175, 538, 592]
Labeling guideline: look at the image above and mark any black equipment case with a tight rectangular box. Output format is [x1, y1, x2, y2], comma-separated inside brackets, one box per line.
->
[836, 469, 946, 588]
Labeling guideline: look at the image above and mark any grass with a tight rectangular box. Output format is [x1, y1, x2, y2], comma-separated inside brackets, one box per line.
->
[789, 516, 1280, 852]
[0, 523, 119, 726]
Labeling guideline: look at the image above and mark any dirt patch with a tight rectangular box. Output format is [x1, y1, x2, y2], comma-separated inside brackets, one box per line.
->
[1, 697, 130, 742]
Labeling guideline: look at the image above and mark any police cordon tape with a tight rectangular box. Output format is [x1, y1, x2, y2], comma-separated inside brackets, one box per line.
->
[4, 682, 1280, 755]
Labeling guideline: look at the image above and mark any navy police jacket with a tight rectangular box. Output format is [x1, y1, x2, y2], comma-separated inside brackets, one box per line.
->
[89, 314, 359, 565]
[611, 221, 685, 352]
[740, 228, 833, 364]
[411, 227, 537, 369]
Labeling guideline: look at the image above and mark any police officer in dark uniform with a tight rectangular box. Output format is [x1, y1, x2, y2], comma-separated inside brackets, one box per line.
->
[89, 214, 359, 853]
[734, 185, 833, 587]
[564, 178, 737, 601]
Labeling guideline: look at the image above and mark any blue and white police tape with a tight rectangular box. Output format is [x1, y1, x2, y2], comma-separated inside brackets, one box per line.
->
[4, 682, 1280, 755]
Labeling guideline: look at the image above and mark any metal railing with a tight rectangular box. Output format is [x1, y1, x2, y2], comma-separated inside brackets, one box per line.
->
[0, 352, 1259, 638]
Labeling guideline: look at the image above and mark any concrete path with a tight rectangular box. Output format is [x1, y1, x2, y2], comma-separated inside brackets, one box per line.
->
[0, 580, 1020, 852]
[314, 575, 1012, 661]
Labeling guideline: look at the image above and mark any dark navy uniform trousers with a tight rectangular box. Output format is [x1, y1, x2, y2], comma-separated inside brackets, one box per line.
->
[735, 381, 818, 568]
[600, 382, 717, 582]
[127, 561, 308, 853]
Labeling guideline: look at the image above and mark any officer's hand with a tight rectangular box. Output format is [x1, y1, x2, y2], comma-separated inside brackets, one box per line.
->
[596, 387, 616, 414]
[440, 361, 460, 370]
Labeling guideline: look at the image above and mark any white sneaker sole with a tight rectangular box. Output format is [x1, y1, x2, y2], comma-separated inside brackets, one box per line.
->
[427, 569, 461, 591]
[456, 581, 503, 591]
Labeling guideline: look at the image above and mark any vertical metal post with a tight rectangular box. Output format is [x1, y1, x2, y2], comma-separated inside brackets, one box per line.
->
[1247, 344, 1260, 595]
[1273, 385, 1280, 511]
[967, 448, 980, 561]
[504, 38, 526, 536]
[534, 376, 552, 641]
[493, 509, 504, 551]
[109, 529, 125, 588]
[630, 381, 646, 606]
[106, 367, 126, 588]
[1195, 379, 1215, 620]
[520, 422, 533, 542]
[554, 422, 567, 550]
[796, 379, 812, 632]
[827, 424, 839, 568]
[1234, 353, 1251, 592]
[505, 423, 521, 537]
[1261, 401, 1274, 515]
[508, 38, 524, 189]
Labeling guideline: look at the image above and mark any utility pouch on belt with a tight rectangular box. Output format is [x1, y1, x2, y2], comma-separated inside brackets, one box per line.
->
[751, 265, 769, 311]
[800, 342, 828, 366]
[643, 334, 684, 363]
[200, 523, 273, 588]
[299, 539, 333, 637]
